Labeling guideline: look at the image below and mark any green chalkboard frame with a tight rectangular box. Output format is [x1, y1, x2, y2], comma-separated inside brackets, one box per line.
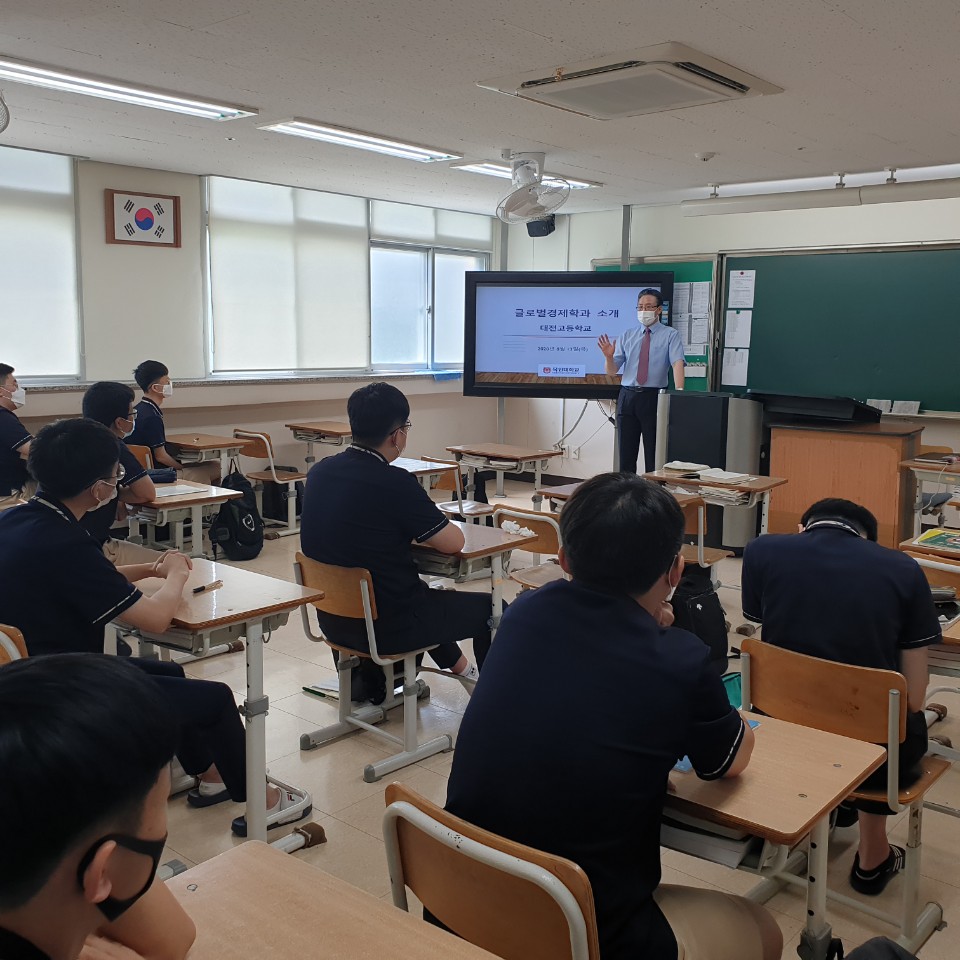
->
[719, 246, 960, 411]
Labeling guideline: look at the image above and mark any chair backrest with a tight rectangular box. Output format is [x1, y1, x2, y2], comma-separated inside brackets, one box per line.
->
[493, 506, 562, 556]
[905, 551, 960, 592]
[127, 444, 154, 470]
[294, 552, 378, 621]
[233, 428, 273, 461]
[741, 636, 906, 745]
[383, 782, 599, 960]
[0, 624, 27, 665]
[679, 497, 708, 536]
[421, 456, 461, 495]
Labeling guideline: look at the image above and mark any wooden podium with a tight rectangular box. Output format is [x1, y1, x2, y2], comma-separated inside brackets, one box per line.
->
[768, 421, 921, 547]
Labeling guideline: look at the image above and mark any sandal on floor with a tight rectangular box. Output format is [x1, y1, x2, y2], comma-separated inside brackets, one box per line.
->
[231, 788, 313, 837]
[186, 781, 231, 808]
[850, 844, 906, 896]
[927, 702, 948, 722]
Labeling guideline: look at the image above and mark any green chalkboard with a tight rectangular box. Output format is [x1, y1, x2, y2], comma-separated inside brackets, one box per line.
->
[722, 249, 960, 411]
[596, 259, 715, 391]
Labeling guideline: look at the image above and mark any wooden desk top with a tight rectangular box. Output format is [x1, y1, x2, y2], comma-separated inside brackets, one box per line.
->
[644, 470, 788, 494]
[943, 620, 960, 643]
[899, 537, 960, 562]
[140, 558, 323, 631]
[666, 713, 885, 846]
[165, 433, 247, 451]
[900, 458, 960, 476]
[146, 481, 241, 509]
[392, 457, 451, 477]
[413, 520, 527, 560]
[446, 443, 563, 462]
[537, 482, 704, 513]
[771, 421, 923, 438]
[168, 842, 498, 960]
[285, 420, 353, 436]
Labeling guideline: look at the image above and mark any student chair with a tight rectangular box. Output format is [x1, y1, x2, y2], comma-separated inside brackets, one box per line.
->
[233, 429, 305, 537]
[126, 444, 154, 470]
[740, 636, 949, 954]
[492, 506, 567, 591]
[916, 446, 956, 523]
[293, 553, 453, 782]
[421, 456, 494, 524]
[0, 624, 27, 665]
[382, 782, 600, 960]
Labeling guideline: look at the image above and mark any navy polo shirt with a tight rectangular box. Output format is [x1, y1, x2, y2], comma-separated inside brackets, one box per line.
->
[80, 438, 149, 546]
[0, 407, 31, 495]
[300, 446, 449, 631]
[445, 579, 745, 960]
[742, 525, 941, 671]
[0, 493, 142, 656]
[126, 397, 166, 451]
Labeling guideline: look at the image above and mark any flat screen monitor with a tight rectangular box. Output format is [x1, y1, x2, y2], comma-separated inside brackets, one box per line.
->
[463, 270, 675, 399]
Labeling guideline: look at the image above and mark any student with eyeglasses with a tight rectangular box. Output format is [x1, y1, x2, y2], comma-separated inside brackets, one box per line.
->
[0, 653, 196, 960]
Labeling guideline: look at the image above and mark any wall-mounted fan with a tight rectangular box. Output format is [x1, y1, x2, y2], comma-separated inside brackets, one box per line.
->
[496, 152, 570, 224]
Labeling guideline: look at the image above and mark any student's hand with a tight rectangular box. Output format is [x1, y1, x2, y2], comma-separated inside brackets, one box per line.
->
[155, 552, 193, 578]
[666, 777, 677, 793]
[597, 334, 617, 359]
[79, 936, 146, 960]
[657, 601, 675, 628]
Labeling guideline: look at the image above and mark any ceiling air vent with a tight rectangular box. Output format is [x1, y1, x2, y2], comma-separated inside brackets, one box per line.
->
[477, 42, 782, 120]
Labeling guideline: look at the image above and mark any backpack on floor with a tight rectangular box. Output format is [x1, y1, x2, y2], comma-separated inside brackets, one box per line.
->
[208, 462, 264, 561]
[669, 563, 729, 674]
[259, 466, 305, 522]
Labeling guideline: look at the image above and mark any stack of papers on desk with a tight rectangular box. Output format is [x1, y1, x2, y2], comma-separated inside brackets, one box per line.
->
[663, 460, 711, 472]
[700, 486, 749, 504]
[698, 468, 753, 482]
[915, 529, 960, 552]
[660, 811, 760, 868]
[153, 484, 202, 497]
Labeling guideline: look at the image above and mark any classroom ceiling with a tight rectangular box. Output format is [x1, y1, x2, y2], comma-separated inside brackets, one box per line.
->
[2, 0, 960, 215]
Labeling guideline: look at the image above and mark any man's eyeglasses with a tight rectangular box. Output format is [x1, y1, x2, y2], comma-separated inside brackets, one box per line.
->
[396, 420, 412, 434]
[98, 464, 126, 487]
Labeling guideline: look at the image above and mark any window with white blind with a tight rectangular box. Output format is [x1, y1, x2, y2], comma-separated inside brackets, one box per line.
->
[0, 146, 80, 379]
[207, 177, 370, 372]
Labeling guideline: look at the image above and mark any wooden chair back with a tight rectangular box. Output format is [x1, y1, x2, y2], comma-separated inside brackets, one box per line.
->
[905, 551, 960, 592]
[127, 445, 154, 470]
[741, 637, 906, 744]
[294, 552, 378, 621]
[680, 498, 708, 536]
[233, 429, 272, 460]
[493, 506, 562, 556]
[384, 782, 599, 960]
[421, 456, 461, 494]
[0, 624, 28, 665]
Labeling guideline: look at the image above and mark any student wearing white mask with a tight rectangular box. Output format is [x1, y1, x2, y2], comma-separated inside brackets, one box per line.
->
[127, 360, 218, 484]
[597, 288, 685, 474]
[0, 362, 35, 512]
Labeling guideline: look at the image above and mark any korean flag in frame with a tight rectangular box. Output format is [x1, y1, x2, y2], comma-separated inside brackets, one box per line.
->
[105, 189, 181, 247]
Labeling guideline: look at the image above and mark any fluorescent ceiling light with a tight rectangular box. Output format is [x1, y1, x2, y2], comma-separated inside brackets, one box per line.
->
[451, 161, 601, 189]
[0, 54, 256, 120]
[260, 119, 460, 162]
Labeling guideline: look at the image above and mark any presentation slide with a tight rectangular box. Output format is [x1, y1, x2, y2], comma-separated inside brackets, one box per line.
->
[474, 283, 666, 385]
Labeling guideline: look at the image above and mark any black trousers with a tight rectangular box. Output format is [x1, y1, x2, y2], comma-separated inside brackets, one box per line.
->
[131, 658, 247, 802]
[617, 387, 660, 474]
[854, 709, 928, 816]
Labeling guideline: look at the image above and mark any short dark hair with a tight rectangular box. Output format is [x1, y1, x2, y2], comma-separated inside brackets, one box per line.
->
[560, 473, 683, 595]
[347, 382, 409, 446]
[82, 381, 136, 427]
[133, 360, 169, 392]
[637, 288, 663, 308]
[801, 498, 878, 542]
[0, 363, 13, 383]
[0, 654, 177, 910]
[28, 419, 120, 499]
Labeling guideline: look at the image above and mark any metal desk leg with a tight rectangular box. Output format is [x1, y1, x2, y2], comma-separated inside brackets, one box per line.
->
[243, 620, 268, 843]
[531, 460, 543, 510]
[798, 816, 834, 960]
[305, 440, 315, 465]
[490, 552, 505, 639]
[495, 468, 505, 498]
[190, 504, 205, 558]
[913, 473, 923, 538]
[173, 516, 185, 553]
[697, 505, 706, 567]
[464, 461, 476, 498]
[759, 491, 771, 536]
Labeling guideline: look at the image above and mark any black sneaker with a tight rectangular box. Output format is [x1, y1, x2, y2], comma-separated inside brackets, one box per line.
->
[849, 844, 906, 895]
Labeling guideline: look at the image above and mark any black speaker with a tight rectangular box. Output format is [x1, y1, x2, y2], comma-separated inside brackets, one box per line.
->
[526, 215, 556, 238]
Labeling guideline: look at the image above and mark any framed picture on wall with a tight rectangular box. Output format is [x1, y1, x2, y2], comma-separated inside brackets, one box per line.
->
[105, 189, 181, 247]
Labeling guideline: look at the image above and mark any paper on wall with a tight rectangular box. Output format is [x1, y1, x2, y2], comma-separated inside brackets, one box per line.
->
[722, 348, 749, 386]
[691, 316, 710, 342]
[688, 343, 708, 355]
[684, 363, 707, 378]
[691, 281, 712, 316]
[725, 310, 752, 349]
[728, 270, 756, 309]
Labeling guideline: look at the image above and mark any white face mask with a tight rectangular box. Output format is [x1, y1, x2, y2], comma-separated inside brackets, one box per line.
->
[91, 480, 118, 509]
[119, 417, 136, 439]
[2, 385, 25, 408]
[160, 382, 174, 398]
[637, 310, 658, 327]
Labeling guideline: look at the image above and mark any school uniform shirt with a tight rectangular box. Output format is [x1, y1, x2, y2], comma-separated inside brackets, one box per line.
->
[79, 438, 149, 546]
[445, 579, 745, 960]
[612, 321, 685, 388]
[0, 927, 50, 960]
[0, 406, 32, 495]
[125, 396, 166, 453]
[741, 525, 941, 671]
[0, 493, 142, 656]
[300, 445, 449, 633]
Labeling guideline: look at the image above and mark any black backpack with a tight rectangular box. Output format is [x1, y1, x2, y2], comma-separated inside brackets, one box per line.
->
[669, 563, 729, 674]
[208, 463, 264, 561]
[260, 466, 305, 522]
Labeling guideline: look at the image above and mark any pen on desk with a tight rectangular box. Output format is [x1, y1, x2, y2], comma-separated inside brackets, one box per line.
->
[192, 579, 223, 595]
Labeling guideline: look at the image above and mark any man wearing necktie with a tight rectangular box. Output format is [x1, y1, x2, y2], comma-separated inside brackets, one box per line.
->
[597, 288, 685, 473]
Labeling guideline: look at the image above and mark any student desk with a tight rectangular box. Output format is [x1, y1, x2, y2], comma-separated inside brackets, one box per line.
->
[643, 470, 788, 537]
[899, 458, 960, 537]
[665, 713, 886, 960]
[136, 559, 323, 844]
[392, 456, 454, 489]
[412, 520, 526, 634]
[445, 442, 563, 503]
[168, 842, 499, 960]
[165, 433, 247, 477]
[285, 420, 352, 463]
[131, 481, 241, 558]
